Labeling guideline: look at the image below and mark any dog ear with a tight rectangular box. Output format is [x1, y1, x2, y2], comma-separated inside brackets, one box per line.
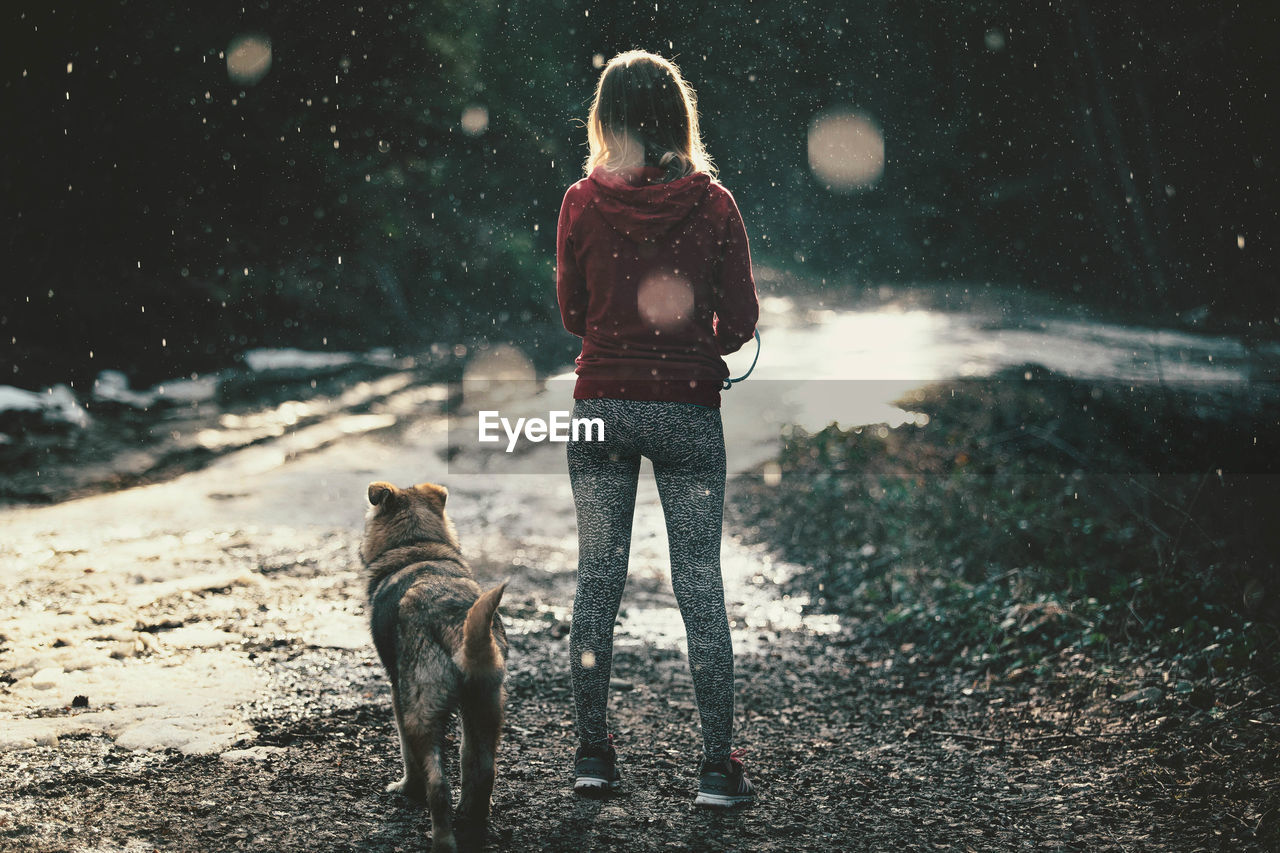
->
[368, 482, 396, 507]
[414, 482, 448, 508]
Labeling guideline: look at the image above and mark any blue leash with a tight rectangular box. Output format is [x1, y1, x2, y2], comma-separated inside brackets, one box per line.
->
[722, 329, 762, 390]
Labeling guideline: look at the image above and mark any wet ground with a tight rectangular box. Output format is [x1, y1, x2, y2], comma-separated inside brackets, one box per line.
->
[2, 283, 1277, 851]
[4, 520, 1272, 852]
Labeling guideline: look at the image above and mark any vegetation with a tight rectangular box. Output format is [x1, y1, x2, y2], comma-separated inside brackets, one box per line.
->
[727, 369, 1280, 847]
[731, 367, 1280, 682]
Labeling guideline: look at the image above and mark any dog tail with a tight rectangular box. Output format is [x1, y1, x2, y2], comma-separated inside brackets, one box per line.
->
[462, 582, 506, 676]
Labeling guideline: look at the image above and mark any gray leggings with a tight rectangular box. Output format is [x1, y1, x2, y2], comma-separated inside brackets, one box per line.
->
[566, 397, 734, 763]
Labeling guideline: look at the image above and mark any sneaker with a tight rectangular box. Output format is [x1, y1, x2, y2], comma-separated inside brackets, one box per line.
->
[574, 737, 621, 793]
[694, 748, 756, 808]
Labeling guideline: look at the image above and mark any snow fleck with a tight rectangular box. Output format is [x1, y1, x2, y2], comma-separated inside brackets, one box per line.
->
[243, 348, 367, 373]
[94, 370, 153, 408]
[0, 385, 44, 413]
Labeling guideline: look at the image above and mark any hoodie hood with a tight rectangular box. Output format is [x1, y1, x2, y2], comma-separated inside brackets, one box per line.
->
[586, 166, 712, 243]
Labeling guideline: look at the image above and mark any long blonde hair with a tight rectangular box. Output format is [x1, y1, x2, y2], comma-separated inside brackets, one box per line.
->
[585, 50, 716, 180]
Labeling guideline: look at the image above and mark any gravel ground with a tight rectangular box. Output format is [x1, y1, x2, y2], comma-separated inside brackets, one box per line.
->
[3, 463, 1273, 851]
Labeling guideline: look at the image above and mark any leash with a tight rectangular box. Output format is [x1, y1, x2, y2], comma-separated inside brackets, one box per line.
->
[722, 329, 761, 390]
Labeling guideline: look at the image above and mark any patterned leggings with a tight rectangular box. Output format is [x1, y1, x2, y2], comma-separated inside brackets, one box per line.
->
[566, 397, 734, 763]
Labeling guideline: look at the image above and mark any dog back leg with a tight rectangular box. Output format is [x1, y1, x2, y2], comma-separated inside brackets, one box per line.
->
[385, 690, 426, 799]
[398, 655, 461, 853]
[457, 674, 504, 823]
[419, 718, 457, 853]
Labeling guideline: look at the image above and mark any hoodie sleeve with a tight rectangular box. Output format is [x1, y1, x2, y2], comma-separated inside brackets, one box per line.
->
[556, 187, 588, 338]
[713, 188, 760, 355]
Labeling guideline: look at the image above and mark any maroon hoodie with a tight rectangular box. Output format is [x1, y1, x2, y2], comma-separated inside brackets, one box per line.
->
[556, 165, 759, 408]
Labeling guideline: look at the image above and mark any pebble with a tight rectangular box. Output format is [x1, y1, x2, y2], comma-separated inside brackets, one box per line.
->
[1116, 686, 1162, 704]
[221, 746, 288, 763]
[30, 667, 64, 690]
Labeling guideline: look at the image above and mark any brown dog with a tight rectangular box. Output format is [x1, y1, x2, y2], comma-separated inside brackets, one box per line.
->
[361, 481, 507, 853]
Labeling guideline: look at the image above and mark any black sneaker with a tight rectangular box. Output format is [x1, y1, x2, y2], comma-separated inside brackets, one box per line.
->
[574, 738, 621, 793]
[695, 748, 756, 808]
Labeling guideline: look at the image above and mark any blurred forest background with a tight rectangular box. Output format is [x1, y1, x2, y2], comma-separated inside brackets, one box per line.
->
[1, 0, 1275, 388]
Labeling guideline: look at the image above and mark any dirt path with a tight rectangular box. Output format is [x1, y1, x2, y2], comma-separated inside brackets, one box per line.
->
[3, 515, 1262, 853]
[0, 369, 833, 852]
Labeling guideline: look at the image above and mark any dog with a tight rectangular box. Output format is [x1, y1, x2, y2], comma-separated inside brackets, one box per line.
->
[361, 481, 507, 853]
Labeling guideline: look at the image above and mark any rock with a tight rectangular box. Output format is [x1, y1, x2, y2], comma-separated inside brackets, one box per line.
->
[30, 667, 64, 690]
[221, 746, 288, 763]
[1117, 686, 1162, 705]
[0, 735, 38, 752]
[9, 656, 55, 681]
[609, 678, 634, 691]
[1187, 684, 1215, 711]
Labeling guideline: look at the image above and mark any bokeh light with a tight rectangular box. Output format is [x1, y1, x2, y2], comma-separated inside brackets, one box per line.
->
[461, 105, 489, 136]
[807, 109, 885, 192]
[462, 344, 535, 384]
[637, 273, 694, 333]
[226, 34, 273, 87]
[460, 344, 535, 407]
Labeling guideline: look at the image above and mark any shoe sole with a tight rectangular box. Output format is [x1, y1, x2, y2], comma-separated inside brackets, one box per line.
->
[694, 791, 755, 808]
[574, 776, 622, 792]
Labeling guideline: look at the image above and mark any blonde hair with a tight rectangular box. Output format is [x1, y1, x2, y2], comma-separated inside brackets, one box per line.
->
[585, 50, 716, 180]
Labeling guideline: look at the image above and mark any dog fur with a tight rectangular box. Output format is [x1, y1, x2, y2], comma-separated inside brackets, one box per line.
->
[361, 480, 507, 853]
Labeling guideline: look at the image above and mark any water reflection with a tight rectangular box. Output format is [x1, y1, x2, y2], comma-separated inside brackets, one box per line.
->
[719, 294, 1263, 448]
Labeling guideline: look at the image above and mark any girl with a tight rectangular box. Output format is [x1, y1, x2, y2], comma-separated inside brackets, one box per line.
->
[556, 50, 759, 808]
